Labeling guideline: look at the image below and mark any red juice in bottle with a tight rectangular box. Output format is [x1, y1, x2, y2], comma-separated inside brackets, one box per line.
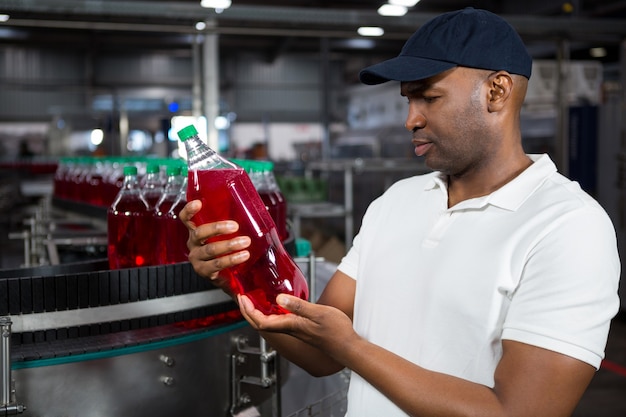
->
[142, 163, 164, 209]
[274, 188, 288, 240]
[258, 185, 280, 232]
[187, 167, 309, 315]
[105, 161, 126, 207]
[85, 159, 106, 206]
[251, 160, 288, 242]
[53, 158, 71, 199]
[107, 166, 154, 269]
[154, 165, 188, 264]
[264, 163, 289, 241]
[154, 198, 188, 264]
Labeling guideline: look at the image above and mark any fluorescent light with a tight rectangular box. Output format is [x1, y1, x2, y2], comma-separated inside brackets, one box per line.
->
[90, 129, 104, 146]
[389, 0, 420, 7]
[589, 47, 607, 58]
[214, 115, 230, 130]
[377, 4, 407, 16]
[358, 26, 384, 37]
[335, 38, 376, 49]
[195, 21, 207, 30]
[200, 0, 232, 9]
[0, 14, 9, 22]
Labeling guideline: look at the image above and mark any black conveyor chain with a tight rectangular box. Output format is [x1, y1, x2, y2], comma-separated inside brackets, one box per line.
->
[0, 260, 239, 357]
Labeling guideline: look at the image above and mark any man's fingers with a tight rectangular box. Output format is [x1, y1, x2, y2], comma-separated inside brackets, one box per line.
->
[189, 221, 240, 246]
[191, 235, 250, 261]
[239, 294, 299, 328]
[238, 294, 265, 329]
[215, 249, 251, 268]
[241, 293, 308, 319]
[277, 294, 308, 315]
[179, 200, 201, 224]
[188, 245, 250, 279]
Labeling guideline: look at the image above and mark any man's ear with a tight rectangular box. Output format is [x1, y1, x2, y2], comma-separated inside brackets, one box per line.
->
[487, 71, 513, 112]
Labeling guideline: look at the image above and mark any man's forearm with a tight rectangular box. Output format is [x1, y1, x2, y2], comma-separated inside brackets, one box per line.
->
[260, 331, 345, 377]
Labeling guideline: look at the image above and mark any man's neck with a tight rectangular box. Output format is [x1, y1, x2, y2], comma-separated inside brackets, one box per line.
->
[446, 154, 533, 208]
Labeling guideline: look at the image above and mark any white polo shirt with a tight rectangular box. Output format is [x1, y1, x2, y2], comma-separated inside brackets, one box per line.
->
[337, 154, 621, 417]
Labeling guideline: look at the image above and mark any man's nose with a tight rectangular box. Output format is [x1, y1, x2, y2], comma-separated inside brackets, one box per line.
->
[405, 108, 426, 132]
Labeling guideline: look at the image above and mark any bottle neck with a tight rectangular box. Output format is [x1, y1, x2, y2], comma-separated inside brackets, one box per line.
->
[123, 174, 139, 190]
[178, 177, 188, 196]
[164, 175, 184, 192]
[184, 135, 237, 171]
[144, 173, 161, 186]
[265, 170, 280, 191]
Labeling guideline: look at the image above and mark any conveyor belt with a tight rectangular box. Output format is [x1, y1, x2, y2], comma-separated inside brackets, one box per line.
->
[11, 310, 245, 364]
[0, 259, 241, 360]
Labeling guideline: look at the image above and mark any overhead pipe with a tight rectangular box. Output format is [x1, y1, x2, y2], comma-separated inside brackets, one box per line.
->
[1, 2, 626, 40]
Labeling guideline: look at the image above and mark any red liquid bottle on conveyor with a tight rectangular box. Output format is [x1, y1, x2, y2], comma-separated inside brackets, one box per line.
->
[154, 164, 188, 265]
[263, 161, 288, 241]
[107, 165, 154, 269]
[177, 124, 309, 315]
[142, 162, 164, 209]
[248, 161, 282, 238]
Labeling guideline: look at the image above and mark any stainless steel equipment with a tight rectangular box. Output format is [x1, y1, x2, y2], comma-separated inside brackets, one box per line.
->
[1, 260, 284, 417]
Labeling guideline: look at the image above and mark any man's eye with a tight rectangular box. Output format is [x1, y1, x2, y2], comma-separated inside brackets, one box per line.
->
[406, 95, 438, 104]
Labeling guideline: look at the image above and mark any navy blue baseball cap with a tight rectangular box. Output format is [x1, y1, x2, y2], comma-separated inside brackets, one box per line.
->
[359, 7, 532, 85]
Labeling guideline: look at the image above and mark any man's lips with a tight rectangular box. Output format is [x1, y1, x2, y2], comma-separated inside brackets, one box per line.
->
[412, 139, 432, 157]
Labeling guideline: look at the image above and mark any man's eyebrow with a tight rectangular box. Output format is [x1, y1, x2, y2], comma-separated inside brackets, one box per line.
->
[401, 82, 432, 96]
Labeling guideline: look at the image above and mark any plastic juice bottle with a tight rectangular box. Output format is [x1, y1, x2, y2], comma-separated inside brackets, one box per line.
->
[242, 159, 288, 241]
[154, 164, 188, 264]
[262, 161, 288, 241]
[107, 165, 154, 269]
[141, 162, 163, 255]
[53, 157, 71, 199]
[85, 158, 106, 206]
[178, 125, 309, 315]
[142, 162, 164, 209]
[105, 157, 127, 207]
[68, 157, 87, 202]
[252, 161, 279, 228]
[247, 161, 278, 231]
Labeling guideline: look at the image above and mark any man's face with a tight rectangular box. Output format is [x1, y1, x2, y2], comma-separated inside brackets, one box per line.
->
[401, 67, 494, 177]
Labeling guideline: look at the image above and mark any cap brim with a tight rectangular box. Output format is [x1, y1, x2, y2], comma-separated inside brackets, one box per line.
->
[359, 55, 457, 85]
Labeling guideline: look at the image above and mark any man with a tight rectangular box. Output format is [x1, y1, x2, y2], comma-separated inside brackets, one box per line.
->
[180, 8, 621, 416]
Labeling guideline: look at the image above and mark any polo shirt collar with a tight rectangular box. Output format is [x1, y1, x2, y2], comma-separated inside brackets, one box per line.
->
[424, 154, 556, 211]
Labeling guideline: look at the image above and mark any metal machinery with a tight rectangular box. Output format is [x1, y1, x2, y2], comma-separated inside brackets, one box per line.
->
[0, 259, 286, 416]
[0, 192, 345, 417]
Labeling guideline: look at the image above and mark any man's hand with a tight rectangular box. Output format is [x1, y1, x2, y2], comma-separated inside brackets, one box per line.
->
[179, 200, 251, 292]
[238, 293, 359, 364]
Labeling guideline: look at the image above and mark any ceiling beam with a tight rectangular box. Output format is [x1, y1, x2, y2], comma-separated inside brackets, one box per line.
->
[1, 1, 625, 42]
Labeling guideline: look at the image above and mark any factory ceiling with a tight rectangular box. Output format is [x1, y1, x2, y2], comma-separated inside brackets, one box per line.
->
[0, 0, 625, 67]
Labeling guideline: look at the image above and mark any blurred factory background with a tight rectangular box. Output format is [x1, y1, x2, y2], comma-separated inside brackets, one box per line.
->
[2, 0, 625, 291]
[0, 0, 624, 252]
[0, 1, 625, 415]
[0, 0, 626, 300]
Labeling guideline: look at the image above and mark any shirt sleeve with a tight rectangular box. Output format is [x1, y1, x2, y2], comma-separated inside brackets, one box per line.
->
[337, 217, 363, 281]
[337, 189, 384, 281]
[502, 205, 621, 369]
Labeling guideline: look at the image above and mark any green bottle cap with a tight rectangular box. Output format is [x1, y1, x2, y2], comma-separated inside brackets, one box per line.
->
[123, 166, 138, 176]
[295, 238, 312, 257]
[166, 165, 182, 176]
[259, 160, 274, 171]
[177, 125, 198, 142]
[146, 163, 160, 174]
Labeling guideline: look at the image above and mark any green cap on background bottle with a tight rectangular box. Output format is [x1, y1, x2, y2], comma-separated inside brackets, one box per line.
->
[177, 125, 198, 142]
[166, 165, 182, 176]
[123, 166, 138, 176]
[146, 163, 160, 174]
